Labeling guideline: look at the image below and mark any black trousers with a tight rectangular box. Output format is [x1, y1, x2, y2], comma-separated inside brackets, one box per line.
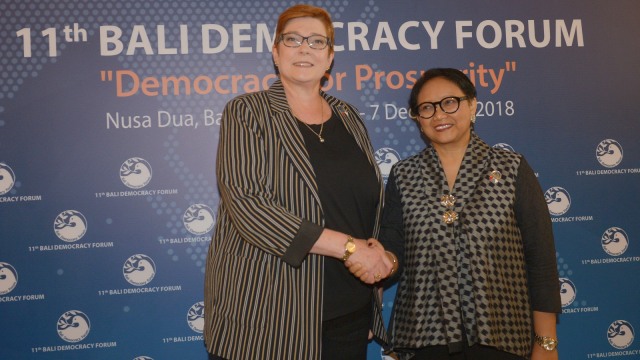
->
[401, 322, 526, 360]
[407, 344, 526, 360]
[208, 304, 373, 360]
[322, 303, 372, 360]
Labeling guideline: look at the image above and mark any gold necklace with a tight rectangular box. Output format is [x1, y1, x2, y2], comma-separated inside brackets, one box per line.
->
[302, 121, 324, 143]
[298, 98, 325, 143]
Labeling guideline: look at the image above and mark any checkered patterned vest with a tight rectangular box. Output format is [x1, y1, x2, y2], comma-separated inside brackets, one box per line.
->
[390, 134, 532, 358]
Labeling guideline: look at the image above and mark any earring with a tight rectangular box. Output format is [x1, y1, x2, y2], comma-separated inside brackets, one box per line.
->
[471, 114, 476, 123]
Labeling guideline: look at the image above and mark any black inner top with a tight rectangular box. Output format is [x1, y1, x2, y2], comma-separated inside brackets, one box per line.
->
[296, 110, 379, 320]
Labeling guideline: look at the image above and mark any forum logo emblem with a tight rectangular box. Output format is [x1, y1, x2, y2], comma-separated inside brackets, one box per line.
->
[596, 139, 623, 168]
[0, 262, 18, 295]
[374, 148, 401, 184]
[133, 357, 154, 360]
[559, 278, 577, 307]
[544, 187, 571, 216]
[492, 143, 516, 152]
[0, 162, 16, 196]
[120, 157, 152, 189]
[54, 210, 88, 242]
[607, 320, 635, 349]
[187, 301, 205, 333]
[183, 204, 215, 235]
[123, 254, 156, 286]
[602, 227, 629, 257]
[57, 310, 91, 343]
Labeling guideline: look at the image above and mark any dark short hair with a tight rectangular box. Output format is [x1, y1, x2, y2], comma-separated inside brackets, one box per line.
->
[408, 68, 477, 112]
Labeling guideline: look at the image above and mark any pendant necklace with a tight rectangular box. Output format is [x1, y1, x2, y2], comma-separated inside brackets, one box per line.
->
[302, 122, 324, 143]
[299, 98, 325, 143]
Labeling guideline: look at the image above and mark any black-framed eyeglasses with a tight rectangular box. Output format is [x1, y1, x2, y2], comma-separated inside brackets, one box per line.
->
[410, 96, 469, 120]
[279, 33, 331, 50]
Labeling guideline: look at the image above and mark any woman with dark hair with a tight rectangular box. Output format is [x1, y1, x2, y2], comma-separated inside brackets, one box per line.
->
[203, 4, 396, 360]
[379, 68, 561, 360]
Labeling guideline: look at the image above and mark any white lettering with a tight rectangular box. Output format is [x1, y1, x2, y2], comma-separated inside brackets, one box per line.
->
[202, 24, 229, 54]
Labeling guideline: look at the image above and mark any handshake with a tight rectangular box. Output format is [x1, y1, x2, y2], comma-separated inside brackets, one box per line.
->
[344, 238, 398, 285]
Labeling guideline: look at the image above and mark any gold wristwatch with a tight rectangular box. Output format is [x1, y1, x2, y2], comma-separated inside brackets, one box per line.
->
[534, 333, 558, 351]
[342, 236, 356, 261]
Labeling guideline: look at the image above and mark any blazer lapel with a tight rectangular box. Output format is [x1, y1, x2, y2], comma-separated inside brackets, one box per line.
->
[266, 80, 323, 220]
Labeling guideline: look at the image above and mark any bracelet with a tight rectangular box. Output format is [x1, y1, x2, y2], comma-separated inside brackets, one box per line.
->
[385, 251, 398, 276]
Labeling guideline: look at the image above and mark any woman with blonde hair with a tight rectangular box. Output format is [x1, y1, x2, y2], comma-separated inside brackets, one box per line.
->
[204, 4, 396, 359]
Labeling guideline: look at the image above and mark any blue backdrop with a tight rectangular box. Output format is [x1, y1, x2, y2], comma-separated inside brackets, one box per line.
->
[1, 1, 639, 359]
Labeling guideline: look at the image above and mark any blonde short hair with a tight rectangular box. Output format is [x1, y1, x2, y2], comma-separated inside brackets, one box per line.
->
[275, 4, 334, 54]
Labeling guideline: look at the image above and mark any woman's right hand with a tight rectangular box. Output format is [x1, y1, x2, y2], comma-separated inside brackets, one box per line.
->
[345, 238, 393, 284]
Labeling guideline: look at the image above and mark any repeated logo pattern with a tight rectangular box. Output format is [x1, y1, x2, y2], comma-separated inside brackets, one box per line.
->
[53, 210, 88, 242]
[187, 301, 205, 333]
[183, 204, 215, 235]
[596, 139, 623, 168]
[607, 320, 635, 349]
[123, 254, 156, 286]
[57, 310, 91, 343]
[0, 1, 637, 359]
[544, 187, 571, 216]
[601, 227, 629, 257]
[0, 163, 15, 195]
[120, 157, 153, 189]
[559, 278, 577, 307]
[0, 262, 18, 295]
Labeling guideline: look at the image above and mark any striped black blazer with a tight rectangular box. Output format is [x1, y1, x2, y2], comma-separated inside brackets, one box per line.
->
[204, 79, 387, 359]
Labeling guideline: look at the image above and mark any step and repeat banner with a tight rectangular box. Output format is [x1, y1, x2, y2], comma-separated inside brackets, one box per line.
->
[1, 1, 639, 359]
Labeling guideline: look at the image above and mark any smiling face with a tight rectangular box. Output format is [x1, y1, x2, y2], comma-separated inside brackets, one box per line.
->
[272, 17, 334, 89]
[415, 77, 477, 151]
